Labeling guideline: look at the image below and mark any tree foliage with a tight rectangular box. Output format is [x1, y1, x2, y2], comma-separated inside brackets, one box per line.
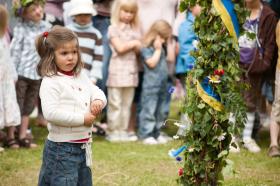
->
[179, 0, 247, 185]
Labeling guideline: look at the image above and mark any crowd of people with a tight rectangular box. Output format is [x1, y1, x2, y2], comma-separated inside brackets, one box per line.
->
[0, 0, 279, 160]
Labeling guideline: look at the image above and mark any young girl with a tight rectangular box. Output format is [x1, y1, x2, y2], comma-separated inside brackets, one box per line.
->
[106, 0, 141, 142]
[36, 26, 107, 185]
[11, 0, 51, 147]
[0, 5, 21, 150]
[138, 20, 172, 145]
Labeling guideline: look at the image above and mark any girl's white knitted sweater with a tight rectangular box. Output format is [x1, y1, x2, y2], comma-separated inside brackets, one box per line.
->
[40, 71, 107, 142]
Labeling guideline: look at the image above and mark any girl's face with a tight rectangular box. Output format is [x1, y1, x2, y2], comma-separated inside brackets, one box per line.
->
[23, 3, 43, 23]
[54, 40, 78, 72]
[74, 14, 92, 26]
[119, 9, 135, 24]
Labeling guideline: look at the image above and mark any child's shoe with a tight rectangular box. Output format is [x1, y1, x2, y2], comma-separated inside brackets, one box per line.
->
[143, 137, 158, 145]
[106, 132, 121, 142]
[243, 138, 261, 153]
[156, 135, 169, 144]
[121, 131, 138, 142]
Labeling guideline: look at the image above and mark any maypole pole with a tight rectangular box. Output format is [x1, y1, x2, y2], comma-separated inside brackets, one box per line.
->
[178, 0, 247, 185]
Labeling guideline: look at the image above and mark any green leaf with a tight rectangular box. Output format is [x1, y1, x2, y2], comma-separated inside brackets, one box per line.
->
[218, 150, 228, 159]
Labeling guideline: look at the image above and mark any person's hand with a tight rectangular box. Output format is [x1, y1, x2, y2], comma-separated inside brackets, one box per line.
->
[133, 40, 142, 51]
[153, 35, 163, 50]
[92, 79, 97, 85]
[84, 113, 96, 127]
[90, 99, 104, 116]
[129, 40, 141, 52]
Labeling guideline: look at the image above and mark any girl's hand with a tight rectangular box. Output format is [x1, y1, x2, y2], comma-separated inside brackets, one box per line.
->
[90, 99, 104, 116]
[129, 40, 141, 52]
[153, 35, 163, 50]
[84, 113, 96, 127]
[133, 40, 142, 51]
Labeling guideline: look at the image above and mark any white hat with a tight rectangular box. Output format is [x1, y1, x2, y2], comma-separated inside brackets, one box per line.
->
[69, 0, 97, 16]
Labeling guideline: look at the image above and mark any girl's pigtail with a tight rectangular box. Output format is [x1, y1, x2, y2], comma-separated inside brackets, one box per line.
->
[36, 31, 48, 58]
[36, 31, 54, 77]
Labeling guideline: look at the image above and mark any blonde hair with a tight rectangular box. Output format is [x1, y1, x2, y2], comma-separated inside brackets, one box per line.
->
[0, 5, 8, 37]
[110, 0, 139, 28]
[143, 20, 172, 47]
[36, 26, 83, 77]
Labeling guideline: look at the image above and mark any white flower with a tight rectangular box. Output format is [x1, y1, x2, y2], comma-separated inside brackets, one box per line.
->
[217, 133, 226, 141]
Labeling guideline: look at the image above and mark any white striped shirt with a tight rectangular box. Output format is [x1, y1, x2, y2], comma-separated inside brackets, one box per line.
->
[10, 21, 51, 80]
[67, 22, 103, 82]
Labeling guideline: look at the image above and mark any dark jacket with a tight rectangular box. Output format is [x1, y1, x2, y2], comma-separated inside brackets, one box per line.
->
[247, 4, 278, 77]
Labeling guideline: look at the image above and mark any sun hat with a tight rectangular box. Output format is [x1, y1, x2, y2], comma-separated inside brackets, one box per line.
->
[68, 0, 97, 17]
[13, 0, 45, 17]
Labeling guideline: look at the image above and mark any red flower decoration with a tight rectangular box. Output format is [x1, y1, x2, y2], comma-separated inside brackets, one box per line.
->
[178, 168, 184, 176]
[214, 69, 220, 76]
[214, 69, 224, 76]
[43, 32, 48, 38]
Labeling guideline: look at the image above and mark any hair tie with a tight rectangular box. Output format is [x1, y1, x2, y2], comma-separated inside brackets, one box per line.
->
[43, 31, 48, 37]
[43, 31, 48, 45]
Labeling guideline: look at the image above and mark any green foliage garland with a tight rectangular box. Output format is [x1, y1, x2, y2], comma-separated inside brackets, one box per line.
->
[179, 0, 247, 185]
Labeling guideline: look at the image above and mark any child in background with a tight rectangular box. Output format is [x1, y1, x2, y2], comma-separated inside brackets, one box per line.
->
[10, 0, 51, 148]
[175, 4, 201, 91]
[138, 20, 172, 145]
[238, 0, 278, 153]
[67, 0, 103, 85]
[67, 0, 105, 135]
[37, 26, 106, 185]
[0, 5, 21, 150]
[106, 0, 141, 142]
[44, 0, 68, 26]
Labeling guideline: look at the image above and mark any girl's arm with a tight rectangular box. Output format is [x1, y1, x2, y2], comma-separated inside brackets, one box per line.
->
[145, 49, 161, 68]
[145, 35, 163, 68]
[110, 37, 140, 55]
[10, 24, 23, 70]
[40, 78, 85, 127]
[108, 25, 141, 55]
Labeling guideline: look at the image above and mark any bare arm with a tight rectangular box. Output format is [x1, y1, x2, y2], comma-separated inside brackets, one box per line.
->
[110, 37, 140, 55]
[145, 35, 164, 68]
[145, 49, 161, 68]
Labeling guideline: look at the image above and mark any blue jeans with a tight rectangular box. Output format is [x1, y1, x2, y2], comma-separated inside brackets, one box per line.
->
[92, 15, 112, 93]
[138, 86, 168, 139]
[38, 140, 92, 186]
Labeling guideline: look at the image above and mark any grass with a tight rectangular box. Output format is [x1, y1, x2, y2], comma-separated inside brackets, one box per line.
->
[0, 100, 280, 186]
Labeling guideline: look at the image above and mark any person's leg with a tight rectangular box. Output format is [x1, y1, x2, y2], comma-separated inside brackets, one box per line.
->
[120, 88, 135, 130]
[268, 69, 280, 156]
[138, 88, 158, 140]
[120, 87, 136, 141]
[242, 75, 262, 153]
[270, 120, 280, 146]
[18, 79, 40, 147]
[154, 85, 172, 144]
[77, 147, 92, 186]
[107, 87, 122, 141]
[38, 141, 81, 186]
[128, 71, 144, 134]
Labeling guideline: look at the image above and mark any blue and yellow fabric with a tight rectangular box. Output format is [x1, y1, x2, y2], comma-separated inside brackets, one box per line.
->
[196, 78, 224, 112]
[213, 0, 240, 43]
